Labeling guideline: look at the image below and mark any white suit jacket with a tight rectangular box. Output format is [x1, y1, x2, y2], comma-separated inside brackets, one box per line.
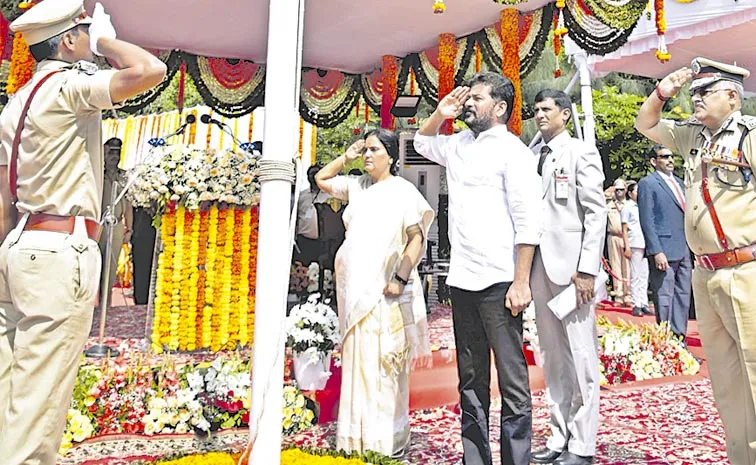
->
[533, 131, 607, 286]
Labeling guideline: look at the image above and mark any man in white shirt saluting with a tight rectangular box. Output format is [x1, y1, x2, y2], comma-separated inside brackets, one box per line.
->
[414, 72, 542, 465]
[529, 89, 606, 465]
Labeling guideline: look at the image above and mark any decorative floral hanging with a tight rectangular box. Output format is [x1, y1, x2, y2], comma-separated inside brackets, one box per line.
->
[654, 0, 671, 63]
[6, 31, 33, 94]
[177, 61, 186, 113]
[438, 33, 457, 135]
[501, 9, 521, 135]
[120, 50, 183, 113]
[433, 0, 446, 14]
[580, 0, 647, 30]
[380, 55, 398, 129]
[185, 55, 266, 118]
[301, 68, 362, 128]
[553, 9, 563, 78]
[562, 0, 638, 55]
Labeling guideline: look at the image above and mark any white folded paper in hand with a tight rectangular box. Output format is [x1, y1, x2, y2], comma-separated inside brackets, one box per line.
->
[547, 283, 577, 320]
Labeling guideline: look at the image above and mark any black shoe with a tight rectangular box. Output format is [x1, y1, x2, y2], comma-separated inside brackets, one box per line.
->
[642, 306, 654, 315]
[632, 307, 643, 317]
[554, 451, 594, 465]
[531, 447, 564, 464]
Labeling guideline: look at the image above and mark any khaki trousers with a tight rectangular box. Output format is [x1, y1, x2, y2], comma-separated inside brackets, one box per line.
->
[607, 235, 629, 302]
[0, 219, 100, 465]
[694, 260, 756, 465]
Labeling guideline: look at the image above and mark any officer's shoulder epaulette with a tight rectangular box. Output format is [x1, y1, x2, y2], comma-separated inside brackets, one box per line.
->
[675, 116, 702, 127]
[738, 115, 756, 131]
[71, 60, 99, 76]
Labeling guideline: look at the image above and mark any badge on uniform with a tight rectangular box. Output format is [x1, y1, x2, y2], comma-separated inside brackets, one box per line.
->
[73, 60, 99, 75]
[555, 168, 569, 200]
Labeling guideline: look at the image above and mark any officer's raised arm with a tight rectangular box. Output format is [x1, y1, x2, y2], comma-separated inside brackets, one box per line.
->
[635, 67, 693, 143]
[88, 4, 166, 104]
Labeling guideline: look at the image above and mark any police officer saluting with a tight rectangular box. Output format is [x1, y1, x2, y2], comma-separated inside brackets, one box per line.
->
[636, 58, 756, 465]
[0, 0, 166, 463]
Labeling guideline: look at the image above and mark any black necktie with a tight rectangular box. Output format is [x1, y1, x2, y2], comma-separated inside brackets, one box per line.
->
[537, 145, 551, 176]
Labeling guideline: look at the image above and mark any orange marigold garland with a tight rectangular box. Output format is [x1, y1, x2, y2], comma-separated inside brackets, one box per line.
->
[501, 9, 522, 135]
[553, 2, 567, 78]
[247, 206, 259, 338]
[438, 33, 457, 135]
[195, 209, 209, 348]
[211, 207, 228, 352]
[6, 32, 34, 94]
[654, 0, 671, 63]
[239, 208, 252, 346]
[381, 55, 398, 130]
[203, 205, 219, 349]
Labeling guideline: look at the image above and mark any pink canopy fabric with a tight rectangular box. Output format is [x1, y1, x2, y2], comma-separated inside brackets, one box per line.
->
[588, 0, 756, 92]
[83, 0, 552, 74]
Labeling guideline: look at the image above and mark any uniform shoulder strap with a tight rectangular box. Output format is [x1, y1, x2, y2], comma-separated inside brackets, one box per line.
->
[8, 70, 63, 205]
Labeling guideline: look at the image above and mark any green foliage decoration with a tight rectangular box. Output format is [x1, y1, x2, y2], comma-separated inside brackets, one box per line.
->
[579, 0, 648, 31]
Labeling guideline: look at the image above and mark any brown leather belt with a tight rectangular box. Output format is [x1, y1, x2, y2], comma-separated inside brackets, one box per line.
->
[695, 243, 756, 271]
[21, 213, 101, 242]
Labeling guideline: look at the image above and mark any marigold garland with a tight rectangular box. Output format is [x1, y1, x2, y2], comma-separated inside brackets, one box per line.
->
[438, 33, 457, 135]
[500, 9, 522, 135]
[6, 32, 34, 94]
[654, 0, 671, 63]
[151, 204, 258, 353]
[432, 0, 446, 14]
[380, 55, 398, 130]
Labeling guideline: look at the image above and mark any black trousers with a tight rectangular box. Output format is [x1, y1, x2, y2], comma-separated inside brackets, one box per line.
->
[451, 282, 532, 465]
[131, 208, 156, 305]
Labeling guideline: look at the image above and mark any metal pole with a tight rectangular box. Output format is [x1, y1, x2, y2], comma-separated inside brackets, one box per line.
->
[84, 179, 120, 358]
[573, 51, 596, 146]
[248, 0, 305, 462]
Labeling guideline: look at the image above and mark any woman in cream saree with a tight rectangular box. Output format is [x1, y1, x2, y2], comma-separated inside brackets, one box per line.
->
[316, 129, 434, 457]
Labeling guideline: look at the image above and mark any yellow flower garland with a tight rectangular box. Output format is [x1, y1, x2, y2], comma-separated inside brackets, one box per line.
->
[150, 204, 258, 353]
[155, 450, 378, 465]
[6, 32, 34, 94]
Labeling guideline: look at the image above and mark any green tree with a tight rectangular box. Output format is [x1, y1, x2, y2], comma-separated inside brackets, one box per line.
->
[315, 102, 380, 171]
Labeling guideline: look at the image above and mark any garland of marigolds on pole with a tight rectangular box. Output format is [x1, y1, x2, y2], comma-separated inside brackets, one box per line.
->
[5, 1, 37, 94]
[501, 9, 521, 135]
[380, 55, 398, 129]
[654, 0, 671, 63]
[438, 33, 457, 135]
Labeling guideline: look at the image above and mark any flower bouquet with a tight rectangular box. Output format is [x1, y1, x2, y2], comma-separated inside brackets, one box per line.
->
[598, 316, 700, 385]
[126, 144, 260, 217]
[285, 293, 340, 390]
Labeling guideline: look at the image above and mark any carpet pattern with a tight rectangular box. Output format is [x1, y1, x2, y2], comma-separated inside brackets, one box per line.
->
[58, 379, 727, 465]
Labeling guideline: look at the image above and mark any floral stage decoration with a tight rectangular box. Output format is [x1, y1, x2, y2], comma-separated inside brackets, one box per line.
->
[60, 347, 317, 457]
[145, 447, 404, 465]
[286, 293, 340, 390]
[126, 144, 261, 353]
[597, 316, 700, 385]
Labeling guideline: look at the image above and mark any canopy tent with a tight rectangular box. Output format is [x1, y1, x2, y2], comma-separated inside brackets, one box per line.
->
[82, 0, 552, 74]
[587, 0, 756, 92]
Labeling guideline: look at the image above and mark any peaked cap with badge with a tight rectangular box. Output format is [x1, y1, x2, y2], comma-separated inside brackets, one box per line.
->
[10, 0, 92, 46]
[689, 57, 751, 93]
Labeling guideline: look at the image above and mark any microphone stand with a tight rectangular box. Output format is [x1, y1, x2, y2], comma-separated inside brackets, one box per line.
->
[85, 178, 122, 358]
[84, 129, 186, 358]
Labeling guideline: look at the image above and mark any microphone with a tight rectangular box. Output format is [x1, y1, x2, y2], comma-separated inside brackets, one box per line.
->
[201, 114, 259, 155]
[148, 114, 197, 147]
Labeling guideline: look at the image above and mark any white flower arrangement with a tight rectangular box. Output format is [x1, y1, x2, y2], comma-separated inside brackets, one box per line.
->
[305, 262, 334, 294]
[286, 293, 340, 357]
[126, 144, 260, 213]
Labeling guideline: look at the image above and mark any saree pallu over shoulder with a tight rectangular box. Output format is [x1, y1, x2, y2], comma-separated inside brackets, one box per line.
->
[335, 175, 434, 335]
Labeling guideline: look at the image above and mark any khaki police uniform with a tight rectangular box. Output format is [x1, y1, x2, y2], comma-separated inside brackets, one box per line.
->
[606, 186, 629, 303]
[655, 58, 756, 465]
[0, 1, 118, 463]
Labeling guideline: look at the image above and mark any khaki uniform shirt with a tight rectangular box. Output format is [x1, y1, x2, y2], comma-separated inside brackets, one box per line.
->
[657, 111, 756, 255]
[606, 199, 624, 236]
[0, 60, 117, 221]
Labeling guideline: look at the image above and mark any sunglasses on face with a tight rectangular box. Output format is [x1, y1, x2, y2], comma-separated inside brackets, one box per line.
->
[657, 154, 674, 160]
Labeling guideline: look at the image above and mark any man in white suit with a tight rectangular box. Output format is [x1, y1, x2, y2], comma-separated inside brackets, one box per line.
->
[529, 90, 606, 465]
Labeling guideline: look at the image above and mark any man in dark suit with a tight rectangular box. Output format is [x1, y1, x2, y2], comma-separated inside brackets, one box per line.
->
[637, 144, 692, 339]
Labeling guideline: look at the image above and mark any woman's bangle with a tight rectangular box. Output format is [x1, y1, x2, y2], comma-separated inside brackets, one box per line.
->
[655, 85, 671, 102]
[393, 273, 409, 286]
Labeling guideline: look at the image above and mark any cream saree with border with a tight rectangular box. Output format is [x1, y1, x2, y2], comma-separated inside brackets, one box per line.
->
[325, 174, 434, 456]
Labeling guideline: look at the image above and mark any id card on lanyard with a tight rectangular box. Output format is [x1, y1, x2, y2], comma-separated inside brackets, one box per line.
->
[555, 168, 569, 200]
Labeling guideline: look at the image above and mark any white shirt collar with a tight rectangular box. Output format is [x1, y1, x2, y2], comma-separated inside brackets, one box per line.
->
[543, 130, 571, 151]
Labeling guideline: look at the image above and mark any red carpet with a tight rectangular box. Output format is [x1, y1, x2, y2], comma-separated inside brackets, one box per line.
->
[63, 293, 725, 464]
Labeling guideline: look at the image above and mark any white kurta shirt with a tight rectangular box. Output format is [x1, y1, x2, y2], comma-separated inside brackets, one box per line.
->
[414, 125, 542, 291]
[621, 200, 645, 249]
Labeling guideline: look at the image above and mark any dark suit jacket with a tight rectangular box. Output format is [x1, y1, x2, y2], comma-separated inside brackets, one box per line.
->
[637, 171, 689, 262]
